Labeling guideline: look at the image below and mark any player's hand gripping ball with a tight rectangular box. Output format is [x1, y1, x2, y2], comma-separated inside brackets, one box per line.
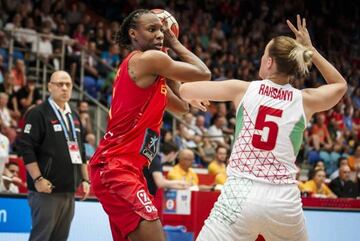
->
[151, 9, 179, 53]
[151, 9, 179, 38]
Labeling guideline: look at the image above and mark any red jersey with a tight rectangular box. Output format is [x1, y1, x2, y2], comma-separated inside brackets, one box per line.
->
[90, 51, 167, 168]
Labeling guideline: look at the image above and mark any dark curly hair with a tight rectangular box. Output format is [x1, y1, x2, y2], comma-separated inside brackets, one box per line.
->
[113, 9, 151, 47]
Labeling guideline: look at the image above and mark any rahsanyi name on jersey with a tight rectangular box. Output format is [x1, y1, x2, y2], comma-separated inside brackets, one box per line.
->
[258, 83, 293, 101]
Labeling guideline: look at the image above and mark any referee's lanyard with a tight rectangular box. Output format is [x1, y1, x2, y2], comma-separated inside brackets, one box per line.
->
[48, 98, 82, 164]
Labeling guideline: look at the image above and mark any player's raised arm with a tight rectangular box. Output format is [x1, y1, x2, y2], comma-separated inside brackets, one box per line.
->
[287, 15, 347, 119]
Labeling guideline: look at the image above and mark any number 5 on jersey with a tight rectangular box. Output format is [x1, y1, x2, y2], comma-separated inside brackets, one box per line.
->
[252, 105, 283, 151]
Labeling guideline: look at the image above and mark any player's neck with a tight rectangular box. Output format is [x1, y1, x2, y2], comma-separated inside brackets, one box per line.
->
[268, 74, 290, 86]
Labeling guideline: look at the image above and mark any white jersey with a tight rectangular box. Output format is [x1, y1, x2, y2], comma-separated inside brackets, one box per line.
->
[227, 79, 306, 184]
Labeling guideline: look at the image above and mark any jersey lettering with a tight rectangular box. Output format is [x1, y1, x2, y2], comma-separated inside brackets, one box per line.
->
[160, 84, 167, 95]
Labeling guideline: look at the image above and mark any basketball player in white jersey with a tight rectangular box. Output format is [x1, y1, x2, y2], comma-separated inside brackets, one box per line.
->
[179, 15, 347, 241]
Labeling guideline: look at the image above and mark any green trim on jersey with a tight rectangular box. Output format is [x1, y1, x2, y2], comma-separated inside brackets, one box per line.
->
[289, 116, 305, 156]
[234, 105, 244, 140]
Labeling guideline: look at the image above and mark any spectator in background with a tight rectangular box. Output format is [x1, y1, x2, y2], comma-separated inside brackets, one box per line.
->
[84, 41, 101, 79]
[319, 142, 344, 176]
[77, 100, 92, 135]
[301, 168, 337, 198]
[167, 149, 199, 187]
[0, 92, 17, 144]
[308, 160, 326, 179]
[352, 87, 360, 109]
[4, 14, 25, 48]
[11, 59, 26, 91]
[66, 2, 83, 29]
[92, 25, 109, 53]
[207, 116, 230, 149]
[0, 71, 20, 119]
[72, 23, 88, 54]
[16, 79, 41, 115]
[20, 17, 37, 48]
[177, 113, 199, 149]
[343, 105, 354, 132]
[329, 165, 358, 198]
[353, 109, 360, 141]
[1, 162, 25, 193]
[208, 146, 227, 176]
[349, 147, 360, 183]
[84, 133, 96, 161]
[328, 103, 345, 140]
[193, 115, 208, 135]
[0, 55, 4, 83]
[106, 21, 120, 45]
[310, 113, 332, 151]
[101, 43, 120, 67]
[348, 145, 360, 171]
[32, 27, 54, 62]
[329, 157, 350, 180]
[144, 143, 188, 196]
[0, 130, 9, 192]
[197, 133, 216, 167]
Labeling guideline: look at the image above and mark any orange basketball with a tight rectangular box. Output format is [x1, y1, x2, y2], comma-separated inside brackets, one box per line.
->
[151, 9, 180, 38]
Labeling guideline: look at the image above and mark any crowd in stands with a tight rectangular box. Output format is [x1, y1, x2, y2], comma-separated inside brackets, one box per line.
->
[0, 0, 359, 198]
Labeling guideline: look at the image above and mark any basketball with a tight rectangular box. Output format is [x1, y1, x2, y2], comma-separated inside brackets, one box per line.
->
[151, 9, 179, 38]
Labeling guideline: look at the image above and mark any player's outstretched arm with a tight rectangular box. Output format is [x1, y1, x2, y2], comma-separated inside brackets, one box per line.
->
[179, 79, 250, 107]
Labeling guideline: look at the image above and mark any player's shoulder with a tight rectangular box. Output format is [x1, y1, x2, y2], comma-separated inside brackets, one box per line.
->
[139, 49, 169, 62]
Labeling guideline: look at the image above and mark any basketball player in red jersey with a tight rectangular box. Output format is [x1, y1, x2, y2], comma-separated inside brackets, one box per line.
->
[89, 9, 211, 241]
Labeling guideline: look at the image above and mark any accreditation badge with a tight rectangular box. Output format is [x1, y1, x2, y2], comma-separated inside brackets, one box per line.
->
[68, 141, 82, 164]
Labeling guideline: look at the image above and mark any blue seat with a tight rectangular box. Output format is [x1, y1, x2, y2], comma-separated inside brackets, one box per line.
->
[164, 225, 194, 241]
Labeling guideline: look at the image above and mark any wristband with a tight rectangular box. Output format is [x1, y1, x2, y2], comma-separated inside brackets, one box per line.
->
[82, 179, 91, 185]
[33, 175, 43, 183]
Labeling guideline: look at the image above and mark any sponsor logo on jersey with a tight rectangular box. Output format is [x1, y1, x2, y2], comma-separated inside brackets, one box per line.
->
[137, 189, 157, 213]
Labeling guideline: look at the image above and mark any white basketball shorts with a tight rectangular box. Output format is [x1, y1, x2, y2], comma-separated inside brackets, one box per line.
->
[196, 176, 308, 241]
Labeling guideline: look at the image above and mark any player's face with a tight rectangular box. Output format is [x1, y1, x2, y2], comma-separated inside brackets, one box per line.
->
[132, 13, 164, 51]
[259, 41, 271, 79]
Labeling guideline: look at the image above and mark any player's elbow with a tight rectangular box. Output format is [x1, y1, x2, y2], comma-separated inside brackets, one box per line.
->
[338, 80, 348, 96]
[200, 69, 211, 81]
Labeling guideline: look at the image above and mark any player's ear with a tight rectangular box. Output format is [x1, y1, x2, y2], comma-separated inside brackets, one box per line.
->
[129, 29, 137, 41]
[267, 57, 273, 69]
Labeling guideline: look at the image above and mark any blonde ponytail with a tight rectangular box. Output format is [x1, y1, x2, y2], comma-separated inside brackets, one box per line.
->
[269, 36, 314, 77]
[289, 43, 313, 76]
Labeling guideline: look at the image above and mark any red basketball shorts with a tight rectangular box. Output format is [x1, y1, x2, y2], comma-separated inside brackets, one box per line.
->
[90, 157, 159, 240]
